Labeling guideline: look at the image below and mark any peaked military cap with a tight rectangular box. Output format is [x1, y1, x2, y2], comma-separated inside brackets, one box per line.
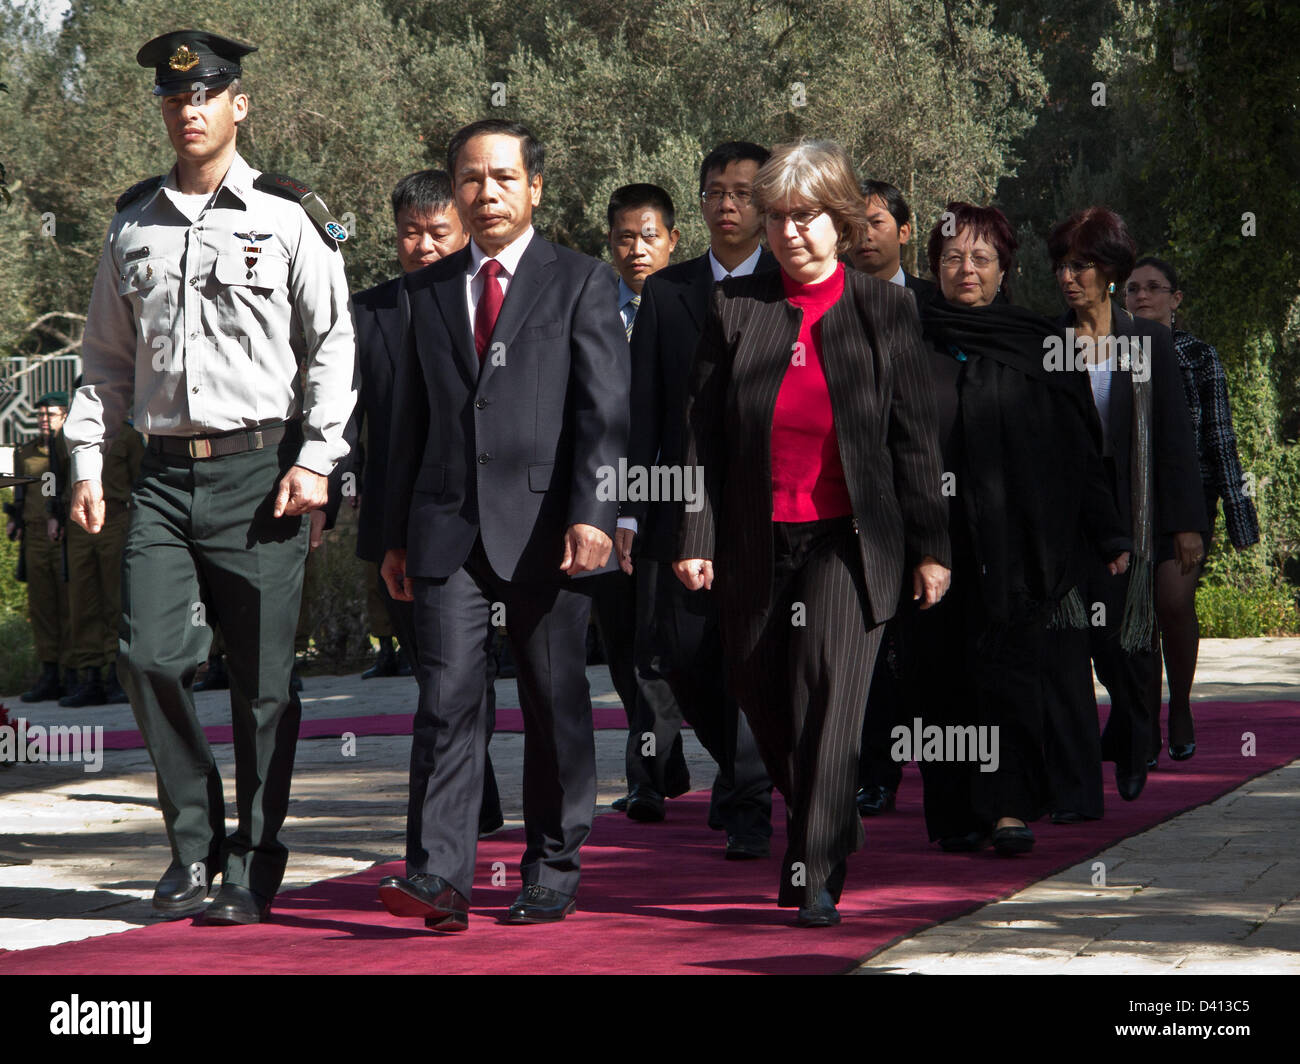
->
[35, 391, 69, 409]
[136, 30, 257, 97]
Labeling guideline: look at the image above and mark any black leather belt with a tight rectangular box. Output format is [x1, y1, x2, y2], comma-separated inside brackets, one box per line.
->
[148, 422, 289, 460]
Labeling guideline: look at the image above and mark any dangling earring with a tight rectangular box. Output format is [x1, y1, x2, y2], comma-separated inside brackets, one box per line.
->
[1107, 281, 1115, 294]
[1171, 309, 1177, 329]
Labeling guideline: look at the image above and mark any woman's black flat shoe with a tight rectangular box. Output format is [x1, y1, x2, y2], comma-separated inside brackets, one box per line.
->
[1169, 741, 1196, 762]
[992, 825, 1035, 856]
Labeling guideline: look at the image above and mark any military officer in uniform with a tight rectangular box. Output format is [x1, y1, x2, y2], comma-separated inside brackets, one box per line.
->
[63, 30, 357, 924]
[5, 392, 73, 703]
[54, 410, 145, 707]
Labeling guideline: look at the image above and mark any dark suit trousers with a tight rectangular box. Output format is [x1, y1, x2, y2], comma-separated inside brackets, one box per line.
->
[407, 538, 595, 899]
[857, 623, 906, 794]
[614, 558, 690, 795]
[1043, 557, 1155, 794]
[375, 567, 501, 828]
[587, 567, 688, 794]
[729, 518, 881, 907]
[641, 557, 772, 840]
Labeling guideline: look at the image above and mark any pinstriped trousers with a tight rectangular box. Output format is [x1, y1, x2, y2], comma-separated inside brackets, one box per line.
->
[727, 517, 883, 907]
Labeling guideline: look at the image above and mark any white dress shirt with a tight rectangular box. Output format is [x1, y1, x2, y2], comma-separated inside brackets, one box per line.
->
[464, 226, 536, 341]
[707, 245, 762, 282]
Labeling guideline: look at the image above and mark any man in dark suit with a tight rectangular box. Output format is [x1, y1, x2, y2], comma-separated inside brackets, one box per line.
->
[847, 178, 937, 818]
[587, 183, 692, 813]
[379, 120, 628, 931]
[348, 169, 502, 837]
[622, 142, 773, 852]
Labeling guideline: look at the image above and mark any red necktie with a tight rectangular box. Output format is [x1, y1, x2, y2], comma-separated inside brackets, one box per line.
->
[474, 258, 505, 363]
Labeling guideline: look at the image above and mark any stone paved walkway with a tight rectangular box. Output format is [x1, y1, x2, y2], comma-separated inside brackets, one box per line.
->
[1, 638, 1298, 971]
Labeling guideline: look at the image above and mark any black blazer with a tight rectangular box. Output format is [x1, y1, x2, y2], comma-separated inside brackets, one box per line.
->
[626, 249, 777, 561]
[680, 267, 950, 654]
[384, 234, 630, 582]
[346, 275, 408, 562]
[903, 270, 939, 304]
[1062, 301, 1207, 538]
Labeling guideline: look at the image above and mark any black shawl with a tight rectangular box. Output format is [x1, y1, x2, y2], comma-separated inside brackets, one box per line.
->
[920, 294, 1130, 625]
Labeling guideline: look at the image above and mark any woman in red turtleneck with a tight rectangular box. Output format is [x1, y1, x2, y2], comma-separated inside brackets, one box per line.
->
[676, 140, 950, 928]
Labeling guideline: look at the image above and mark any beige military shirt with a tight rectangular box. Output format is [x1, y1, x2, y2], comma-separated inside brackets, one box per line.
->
[66, 152, 357, 483]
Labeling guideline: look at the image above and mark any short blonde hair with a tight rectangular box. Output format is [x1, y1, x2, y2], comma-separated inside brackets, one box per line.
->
[752, 139, 869, 254]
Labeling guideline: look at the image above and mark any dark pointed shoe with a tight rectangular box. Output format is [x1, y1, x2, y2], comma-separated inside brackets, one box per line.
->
[855, 785, 896, 817]
[625, 785, 665, 822]
[201, 884, 271, 925]
[378, 873, 469, 930]
[1168, 712, 1196, 762]
[506, 884, 576, 924]
[1116, 763, 1148, 801]
[992, 825, 1035, 856]
[795, 887, 841, 927]
[1050, 810, 1089, 825]
[362, 637, 399, 679]
[152, 859, 215, 914]
[610, 795, 630, 812]
[724, 834, 770, 860]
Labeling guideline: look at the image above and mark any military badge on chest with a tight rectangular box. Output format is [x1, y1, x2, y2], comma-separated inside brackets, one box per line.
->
[234, 231, 272, 279]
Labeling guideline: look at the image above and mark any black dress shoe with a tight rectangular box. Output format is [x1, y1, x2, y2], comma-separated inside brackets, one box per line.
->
[1049, 810, 1089, 825]
[938, 831, 990, 852]
[795, 887, 841, 927]
[152, 859, 215, 914]
[625, 785, 665, 822]
[724, 834, 770, 860]
[362, 637, 399, 679]
[1169, 741, 1196, 761]
[855, 785, 896, 817]
[1115, 763, 1147, 801]
[202, 884, 271, 925]
[378, 873, 469, 931]
[506, 884, 576, 924]
[610, 795, 630, 812]
[992, 825, 1035, 856]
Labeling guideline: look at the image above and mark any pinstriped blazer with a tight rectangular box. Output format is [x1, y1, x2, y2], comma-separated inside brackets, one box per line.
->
[679, 267, 949, 643]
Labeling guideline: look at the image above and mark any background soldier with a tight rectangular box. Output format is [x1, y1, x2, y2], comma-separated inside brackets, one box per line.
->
[5, 392, 73, 703]
[54, 408, 145, 707]
[64, 30, 356, 925]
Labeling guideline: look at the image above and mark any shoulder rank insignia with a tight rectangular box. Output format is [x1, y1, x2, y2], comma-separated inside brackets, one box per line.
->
[253, 172, 348, 249]
[115, 175, 165, 213]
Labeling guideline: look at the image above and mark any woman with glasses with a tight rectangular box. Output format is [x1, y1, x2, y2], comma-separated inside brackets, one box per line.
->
[1044, 208, 1206, 811]
[907, 202, 1129, 856]
[1125, 257, 1259, 764]
[675, 139, 950, 927]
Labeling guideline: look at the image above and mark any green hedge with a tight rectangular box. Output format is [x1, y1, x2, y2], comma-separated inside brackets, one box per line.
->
[1196, 583, 1300, 639]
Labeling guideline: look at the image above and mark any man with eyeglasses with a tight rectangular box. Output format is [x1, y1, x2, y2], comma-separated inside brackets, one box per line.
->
[621, 141, 774, 854]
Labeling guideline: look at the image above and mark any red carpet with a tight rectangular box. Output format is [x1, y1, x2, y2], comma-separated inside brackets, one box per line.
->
[2, 699, 1296, 975]
[97, 706, 631, 751]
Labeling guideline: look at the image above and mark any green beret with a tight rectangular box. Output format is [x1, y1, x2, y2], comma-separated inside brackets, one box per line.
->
[35, 391, 69, 409]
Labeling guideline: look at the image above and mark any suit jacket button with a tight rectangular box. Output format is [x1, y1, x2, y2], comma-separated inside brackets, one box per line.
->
[478, 453, 491, 464]
[475, 398, 487, 409]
